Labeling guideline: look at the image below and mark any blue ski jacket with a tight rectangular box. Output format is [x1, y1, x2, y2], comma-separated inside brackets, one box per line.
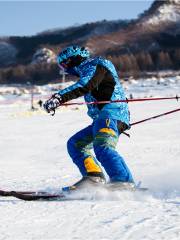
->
[58, 57, 130, 126]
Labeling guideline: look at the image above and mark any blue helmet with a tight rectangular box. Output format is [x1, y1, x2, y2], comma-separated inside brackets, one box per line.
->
[57, 46, 90, 64]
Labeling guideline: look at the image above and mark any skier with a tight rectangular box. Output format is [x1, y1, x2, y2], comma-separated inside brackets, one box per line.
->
[44, 46, 134, 190]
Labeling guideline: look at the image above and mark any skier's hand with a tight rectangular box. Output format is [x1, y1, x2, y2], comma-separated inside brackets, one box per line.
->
[43, 93, 62, 115]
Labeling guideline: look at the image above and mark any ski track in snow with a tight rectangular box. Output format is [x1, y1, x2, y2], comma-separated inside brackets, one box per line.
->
[0, 96, 180, 239]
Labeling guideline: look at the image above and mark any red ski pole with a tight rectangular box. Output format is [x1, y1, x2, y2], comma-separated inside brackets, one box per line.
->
[131, 108, 180, 126]
[48, 95, 179, 116]
[61, 96, 179, 106]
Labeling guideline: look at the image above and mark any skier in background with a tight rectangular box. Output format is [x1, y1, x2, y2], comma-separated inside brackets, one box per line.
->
[44, 46, 134, 190]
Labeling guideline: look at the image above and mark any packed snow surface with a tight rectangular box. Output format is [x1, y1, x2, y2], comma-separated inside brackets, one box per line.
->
[0, 79, 180, 240]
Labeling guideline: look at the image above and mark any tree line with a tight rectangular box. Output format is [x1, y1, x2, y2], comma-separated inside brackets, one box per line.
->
[108, 49, 180, 78]
[0, 49, 179, 84]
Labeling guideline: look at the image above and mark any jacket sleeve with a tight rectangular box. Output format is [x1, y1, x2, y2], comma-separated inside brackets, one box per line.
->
[57, 64, 107, 103]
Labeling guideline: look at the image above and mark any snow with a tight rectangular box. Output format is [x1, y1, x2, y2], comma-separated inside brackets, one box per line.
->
[0, 78, 180, 240]
[32, 48, 56, 64]
[143, 2, 180, 26]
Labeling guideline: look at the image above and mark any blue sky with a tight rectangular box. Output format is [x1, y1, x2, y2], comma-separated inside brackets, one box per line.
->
[0, 1, 154, 36]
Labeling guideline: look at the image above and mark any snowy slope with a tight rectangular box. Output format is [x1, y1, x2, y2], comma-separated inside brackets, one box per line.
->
[0, 86, 180, 239]
[143, 0, 180, 26]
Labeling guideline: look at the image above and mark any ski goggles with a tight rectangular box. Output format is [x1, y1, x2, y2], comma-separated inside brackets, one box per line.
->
[57, 62, 68, 71]
[57, 58, 72, 70]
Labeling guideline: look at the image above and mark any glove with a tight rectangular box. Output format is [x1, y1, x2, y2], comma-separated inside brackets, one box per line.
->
[43, 93, 62, 115]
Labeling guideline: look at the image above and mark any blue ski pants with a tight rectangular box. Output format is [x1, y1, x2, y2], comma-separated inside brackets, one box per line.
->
[67, 118, 134, 182]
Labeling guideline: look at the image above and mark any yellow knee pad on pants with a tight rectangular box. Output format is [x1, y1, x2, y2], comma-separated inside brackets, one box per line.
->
[84, 157, 102, 173]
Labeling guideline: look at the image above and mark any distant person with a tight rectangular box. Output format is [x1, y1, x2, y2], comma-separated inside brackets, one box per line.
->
[43, 46, 134, 190]
[38, 99, 43, 108]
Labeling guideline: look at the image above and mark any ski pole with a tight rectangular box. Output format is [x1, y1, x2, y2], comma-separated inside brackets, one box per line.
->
[61, 96, 179, 106]
[45, 95, 179, 116]
[131, 108, 180, 126]
[121, 107, 180, 137]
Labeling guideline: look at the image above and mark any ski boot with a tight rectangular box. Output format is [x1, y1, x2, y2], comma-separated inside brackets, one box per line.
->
[106, 181, 136, 192]
[62, 172, 106, 192]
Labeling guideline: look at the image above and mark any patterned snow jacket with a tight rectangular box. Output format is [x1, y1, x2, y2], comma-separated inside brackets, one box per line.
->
[58, 57, 130, 127]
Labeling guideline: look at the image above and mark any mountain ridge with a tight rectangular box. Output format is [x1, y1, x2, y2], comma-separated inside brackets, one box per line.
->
[0, 0, 180, 65]
[0, 0, 179, 84]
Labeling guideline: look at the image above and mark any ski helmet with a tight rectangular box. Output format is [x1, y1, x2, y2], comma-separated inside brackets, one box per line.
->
[57, 46, 90, 65]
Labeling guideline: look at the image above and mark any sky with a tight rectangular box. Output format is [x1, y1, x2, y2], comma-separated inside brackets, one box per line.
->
[0, 1, 154, 37]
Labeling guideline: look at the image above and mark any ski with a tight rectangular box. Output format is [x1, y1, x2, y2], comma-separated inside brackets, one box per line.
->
[10, 191, 66, 201]
[0, 181, 149, 201]
[105, 185, 148, 192]
[11, 188, 148, 201]
[2, 187, 149, 201]
[0, 189, 48, 197]
[0, 189, 69, 201]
